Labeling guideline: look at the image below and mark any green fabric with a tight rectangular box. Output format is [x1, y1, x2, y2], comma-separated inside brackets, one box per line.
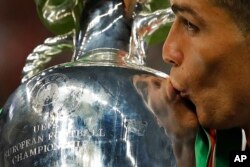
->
[195, 127, 211, 167]
[195, 127, 243, 167]
[0, 108, 2, 115]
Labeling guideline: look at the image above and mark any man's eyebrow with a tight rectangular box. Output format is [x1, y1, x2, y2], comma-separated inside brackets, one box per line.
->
[171, 4, 205, 24]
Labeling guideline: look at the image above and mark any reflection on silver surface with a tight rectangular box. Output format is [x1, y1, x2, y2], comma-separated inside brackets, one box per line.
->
[22, 0, 174, 82]
[35, 0, 82, 34]
[73, 1, 131, 61]
[1, 0, 176, 166]
[21, 33, 73, 83]
[1, 64, 176, 166]
[128, 7, 175, 65]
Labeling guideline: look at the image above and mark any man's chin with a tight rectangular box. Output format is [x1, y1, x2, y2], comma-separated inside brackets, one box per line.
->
[198, 118, 230, 130]
[196, 112, 216, 129]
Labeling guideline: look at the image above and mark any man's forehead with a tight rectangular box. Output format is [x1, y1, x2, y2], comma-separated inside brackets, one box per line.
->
[169, 0, 210, 5]
[168, 0, 214, 15]
[169, 0, 213, 26]
[169, 0, 201, 17]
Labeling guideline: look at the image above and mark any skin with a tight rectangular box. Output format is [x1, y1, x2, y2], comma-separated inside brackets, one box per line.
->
[164, 0, 250, 130]
[133, 0, 250, 166]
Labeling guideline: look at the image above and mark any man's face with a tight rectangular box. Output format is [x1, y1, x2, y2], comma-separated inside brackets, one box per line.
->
[163, 0, 250, 129]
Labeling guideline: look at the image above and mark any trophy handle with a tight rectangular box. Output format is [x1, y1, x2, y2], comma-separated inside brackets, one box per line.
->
[35, 0, 83, 34]
[21, 32, 74, 83]
[127, 7, 175, 65]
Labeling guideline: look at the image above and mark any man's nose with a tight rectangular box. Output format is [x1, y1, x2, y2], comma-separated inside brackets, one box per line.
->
[162, 24, 183, 67]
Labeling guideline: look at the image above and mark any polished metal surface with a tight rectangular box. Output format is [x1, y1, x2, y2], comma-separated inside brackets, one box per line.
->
[35, 0, 83, 35]
[73, 0, 134, 61]
[1, 0, 176, 166]
[21, 32, 74, 83]
[0, 57, 175, 166]
[128, 7, 175, 65]
[21, 0, 174, 82]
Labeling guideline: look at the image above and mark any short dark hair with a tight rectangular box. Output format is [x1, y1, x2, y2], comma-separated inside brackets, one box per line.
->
[212, 0, 250, 35]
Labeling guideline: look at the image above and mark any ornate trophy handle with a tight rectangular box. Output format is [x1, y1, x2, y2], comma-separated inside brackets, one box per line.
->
[35, 0, 83, 34]
[22, 0, 173, 82]
[21, 0, 83, 82]
[21, 33, 74, 83]
[127, 7, 175, 65]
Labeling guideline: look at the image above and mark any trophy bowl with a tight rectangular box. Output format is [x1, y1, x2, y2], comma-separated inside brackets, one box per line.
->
[0, 0, 176, 166]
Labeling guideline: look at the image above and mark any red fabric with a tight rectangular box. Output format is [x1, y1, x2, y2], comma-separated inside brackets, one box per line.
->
[208, 129, 216, 167]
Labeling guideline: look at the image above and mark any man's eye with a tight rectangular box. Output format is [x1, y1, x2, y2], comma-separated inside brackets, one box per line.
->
[182, 18, 199, 33]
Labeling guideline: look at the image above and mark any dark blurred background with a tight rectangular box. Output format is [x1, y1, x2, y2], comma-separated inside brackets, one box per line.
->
[0, 1, 51, 106]
[0, 1, 169, 107]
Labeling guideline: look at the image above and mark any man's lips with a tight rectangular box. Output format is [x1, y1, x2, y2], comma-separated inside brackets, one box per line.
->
[166, 79, 182, 101]
[169, 78, 186, 94]
[168, 78, 196, 112]
[170, 78, 191, 98]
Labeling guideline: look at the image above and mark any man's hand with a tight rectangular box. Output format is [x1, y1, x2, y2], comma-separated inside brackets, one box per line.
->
[133, 74, 199, 167]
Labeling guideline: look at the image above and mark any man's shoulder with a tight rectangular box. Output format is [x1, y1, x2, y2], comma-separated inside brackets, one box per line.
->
[195, 127, 244, 167]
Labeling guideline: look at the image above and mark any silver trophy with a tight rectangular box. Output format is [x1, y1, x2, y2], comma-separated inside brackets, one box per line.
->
[0, 0, 176, 166]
